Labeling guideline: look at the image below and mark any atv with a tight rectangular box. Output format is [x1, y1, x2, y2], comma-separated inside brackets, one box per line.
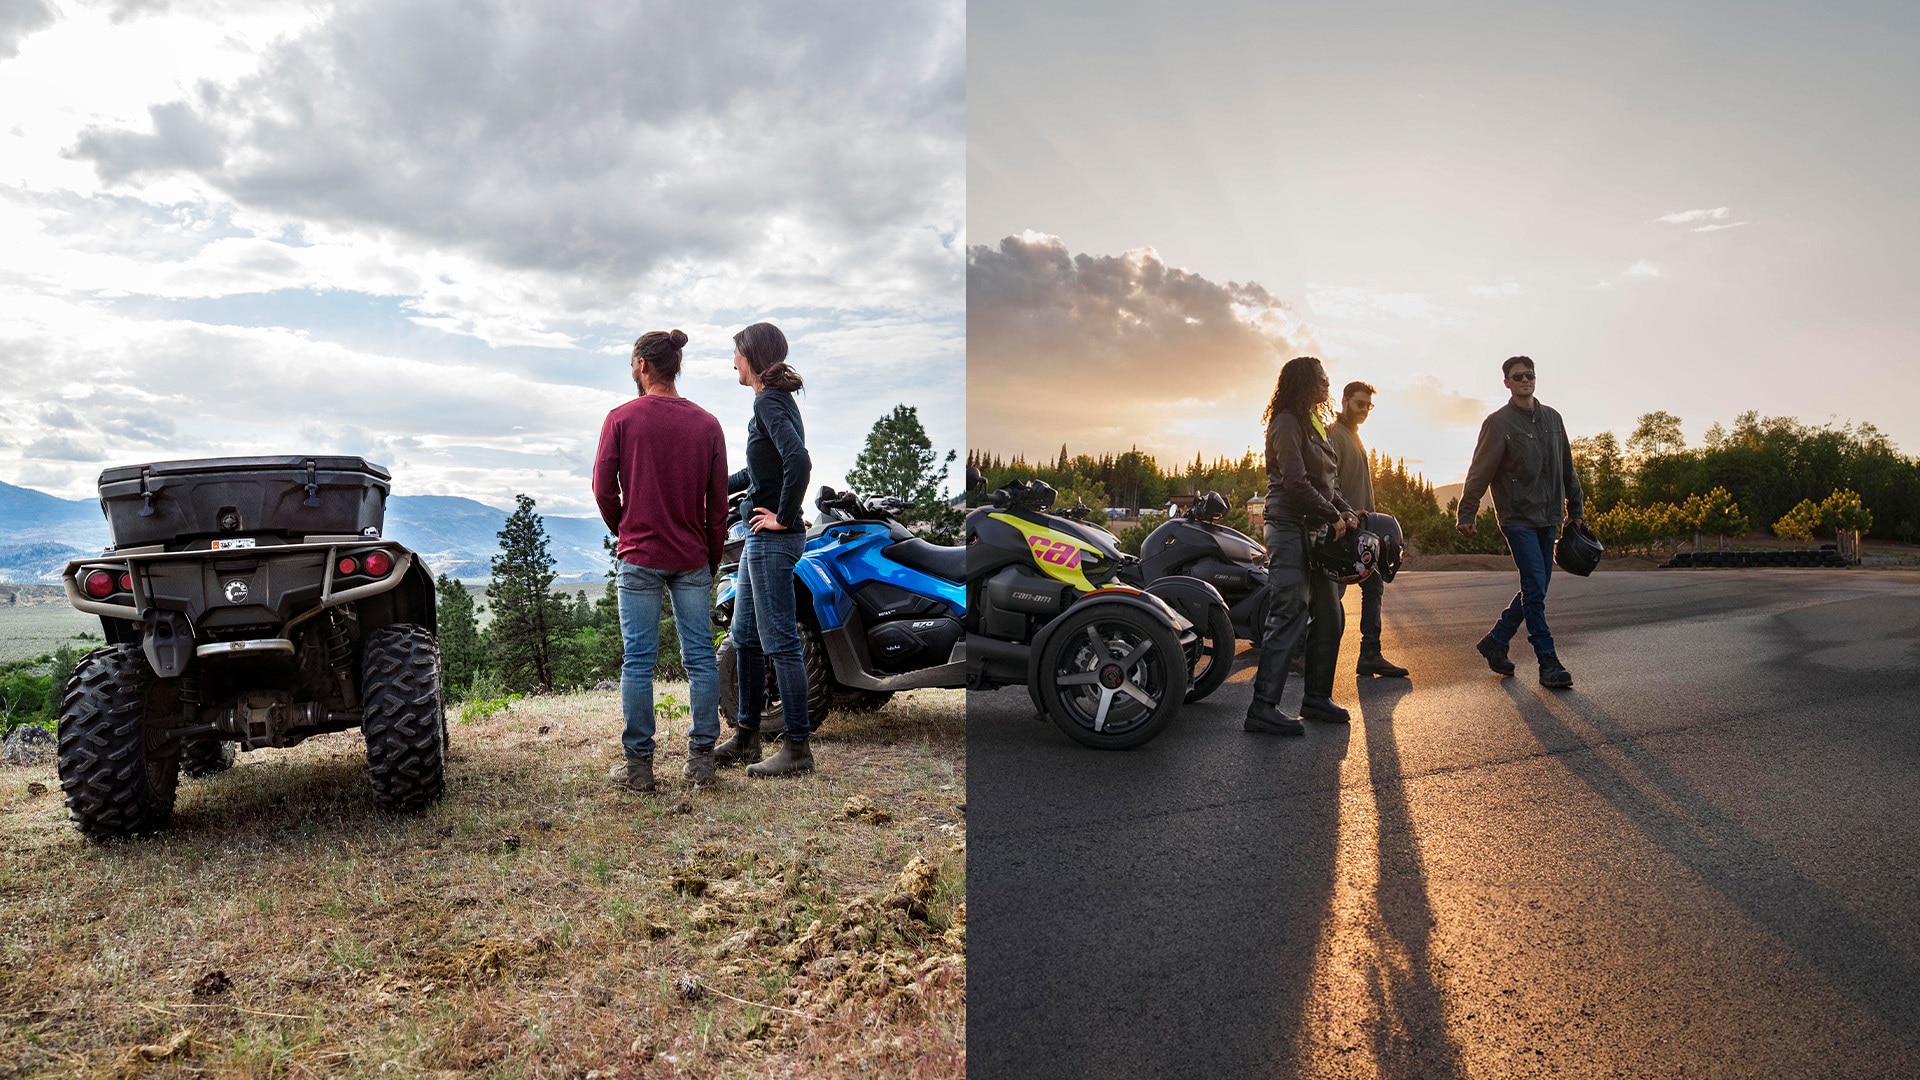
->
[713, 486, 965, 731]
[57, 456, 446, 840]
[966, 473, 1200, 749]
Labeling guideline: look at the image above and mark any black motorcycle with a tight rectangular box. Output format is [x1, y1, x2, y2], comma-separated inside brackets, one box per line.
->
[1120, 490, 1265, 700]
[1044, 499, 1238, 704]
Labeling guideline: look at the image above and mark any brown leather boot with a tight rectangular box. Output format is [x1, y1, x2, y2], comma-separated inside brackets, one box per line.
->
[745, 736, 814, 778]
[683, 748, 717, 787]
[608, 755, 655, 794]
[712, 725, 763, 767]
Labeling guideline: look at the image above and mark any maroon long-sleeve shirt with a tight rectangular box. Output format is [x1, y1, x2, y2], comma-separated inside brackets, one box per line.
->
[592, 395, 729, 574]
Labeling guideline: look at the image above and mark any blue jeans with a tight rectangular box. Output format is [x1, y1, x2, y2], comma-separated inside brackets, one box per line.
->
[730, 529, 810, 740]
[617, 561, 719, 759]
[1491, 525, 1557, 657]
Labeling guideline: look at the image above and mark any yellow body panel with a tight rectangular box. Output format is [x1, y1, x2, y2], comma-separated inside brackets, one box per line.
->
[990, 512, 1099, 592]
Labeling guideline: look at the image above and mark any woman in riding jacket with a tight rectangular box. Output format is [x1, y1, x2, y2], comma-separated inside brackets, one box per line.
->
[1246, 355, 1360, 736]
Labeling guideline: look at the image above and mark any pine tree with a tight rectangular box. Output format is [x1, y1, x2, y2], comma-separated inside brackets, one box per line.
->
[484, 494, 570, 692]
[845, 404, 964, 543]
[434, 573, 489, 698]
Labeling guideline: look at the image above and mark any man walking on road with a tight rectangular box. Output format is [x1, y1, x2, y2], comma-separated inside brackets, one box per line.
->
[1457, 356, 1584, 688]
[1329, 380, 1409, 678]
[593, 329, 730, 793]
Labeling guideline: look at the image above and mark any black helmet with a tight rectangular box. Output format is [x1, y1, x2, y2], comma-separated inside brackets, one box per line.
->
[1311, 525, 1381, 584]
[1363, 512, 1404, 582]
[1192, 490, 1229, 522]
[1556, 519, 1604, 576]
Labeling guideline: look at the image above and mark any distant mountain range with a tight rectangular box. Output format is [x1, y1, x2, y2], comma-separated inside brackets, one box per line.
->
[0, 479, 613, 584]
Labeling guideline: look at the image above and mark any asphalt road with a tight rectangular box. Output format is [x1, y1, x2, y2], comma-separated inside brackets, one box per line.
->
[967, 569, 1920, 1079]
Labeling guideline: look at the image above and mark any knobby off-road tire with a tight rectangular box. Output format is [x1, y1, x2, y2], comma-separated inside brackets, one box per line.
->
[717, 624, 832, 734]
[56, 645, 181, 840]
[360, 624, 447, 813]
[179, 737, 237, 778]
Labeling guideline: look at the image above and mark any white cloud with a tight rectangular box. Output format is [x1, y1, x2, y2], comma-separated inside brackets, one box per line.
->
[0, 0, 56, 60]
[1624, 260, 1662, 277]
[968, 233, 1318, 459]
[1469, 281, 1523, 298]
[1657, 207, 1730, 224]
[1692, 221, 1750, 233]
[0, 0, 964, 512]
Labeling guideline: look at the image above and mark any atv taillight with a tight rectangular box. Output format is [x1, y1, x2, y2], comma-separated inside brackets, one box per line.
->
[362, 550, 393, 577]
[118, 572, 133, 591]
[84, 570, 115, 599]
[337, 556, 359, 576]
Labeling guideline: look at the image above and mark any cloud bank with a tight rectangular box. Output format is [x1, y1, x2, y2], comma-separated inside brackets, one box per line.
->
[1, 0, 964, 511]
[966, 232, 1317, 459]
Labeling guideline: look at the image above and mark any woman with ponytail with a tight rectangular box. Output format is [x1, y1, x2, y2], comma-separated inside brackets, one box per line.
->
[1244, 356, 1360, 737]
[712, 321, 817, 777]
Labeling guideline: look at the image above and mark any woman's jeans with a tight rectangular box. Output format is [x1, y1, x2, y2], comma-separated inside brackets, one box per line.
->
[1250, 522, 1344, 706]
[1490, 524, 1557, 656]
[617, 561, 719, 760]
[730, 529, 811, 741]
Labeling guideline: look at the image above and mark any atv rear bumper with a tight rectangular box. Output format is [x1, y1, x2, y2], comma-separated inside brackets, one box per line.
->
[63, 540, 418, 676]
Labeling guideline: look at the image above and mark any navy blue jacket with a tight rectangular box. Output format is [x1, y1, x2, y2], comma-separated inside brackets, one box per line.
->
[727, 388, 811, 532]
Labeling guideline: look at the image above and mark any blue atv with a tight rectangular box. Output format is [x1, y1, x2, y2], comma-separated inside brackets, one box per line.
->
[713, 487, 965, 731]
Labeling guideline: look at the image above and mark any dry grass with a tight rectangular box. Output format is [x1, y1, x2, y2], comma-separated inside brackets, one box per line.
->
[0, 686, 965, 1078]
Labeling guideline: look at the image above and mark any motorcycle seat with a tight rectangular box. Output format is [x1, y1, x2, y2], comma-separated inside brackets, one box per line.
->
[885, 537, 966, 582]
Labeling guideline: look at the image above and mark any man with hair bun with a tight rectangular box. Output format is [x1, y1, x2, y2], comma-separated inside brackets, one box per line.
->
[1329, 379, 1408, 678]
[593, 329, 730, 793]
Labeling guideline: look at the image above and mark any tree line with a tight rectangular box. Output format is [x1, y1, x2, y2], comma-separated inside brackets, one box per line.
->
[969, 407, 1920, 558]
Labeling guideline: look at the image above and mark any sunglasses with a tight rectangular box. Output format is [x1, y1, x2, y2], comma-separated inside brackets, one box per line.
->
[1508, 371, 1536, 382]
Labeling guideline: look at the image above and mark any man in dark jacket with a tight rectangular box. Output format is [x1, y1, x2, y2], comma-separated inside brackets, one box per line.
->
[1328, 380, 1408, 678]
[1457, 355, 1584, 688]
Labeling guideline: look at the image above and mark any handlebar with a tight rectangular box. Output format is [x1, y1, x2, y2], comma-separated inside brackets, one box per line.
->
[815, 485, 913, 522]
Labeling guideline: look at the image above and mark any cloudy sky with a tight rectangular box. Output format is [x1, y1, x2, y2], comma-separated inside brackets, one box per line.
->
[0, 0, 963, 514]
[968, 1, 1920, 485]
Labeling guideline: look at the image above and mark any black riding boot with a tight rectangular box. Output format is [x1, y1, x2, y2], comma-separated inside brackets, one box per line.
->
[1245, 640, 1305, 736]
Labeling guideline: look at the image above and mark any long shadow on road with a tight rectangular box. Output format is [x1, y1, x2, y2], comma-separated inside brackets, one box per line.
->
[1350, 676, 1472, 1080]
[969, 701, 1354, 1079]
[1503, 681, 1920, 1045]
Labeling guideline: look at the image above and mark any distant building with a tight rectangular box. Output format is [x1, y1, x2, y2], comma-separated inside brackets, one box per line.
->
[1247, 497, 1266, 532]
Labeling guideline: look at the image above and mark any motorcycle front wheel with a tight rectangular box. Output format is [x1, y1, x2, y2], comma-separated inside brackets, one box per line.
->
[1035, 604, 1188, 750]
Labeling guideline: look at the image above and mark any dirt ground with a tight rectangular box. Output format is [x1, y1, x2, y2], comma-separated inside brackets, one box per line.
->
[0, 687, 965, 1078]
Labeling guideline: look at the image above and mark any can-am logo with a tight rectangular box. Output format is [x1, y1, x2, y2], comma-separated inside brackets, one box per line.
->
[224, 580, 249, 603]
[1011, 590, 1053, 605]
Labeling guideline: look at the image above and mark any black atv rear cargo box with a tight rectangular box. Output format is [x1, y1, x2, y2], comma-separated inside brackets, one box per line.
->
[98, 456, 390, 549]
